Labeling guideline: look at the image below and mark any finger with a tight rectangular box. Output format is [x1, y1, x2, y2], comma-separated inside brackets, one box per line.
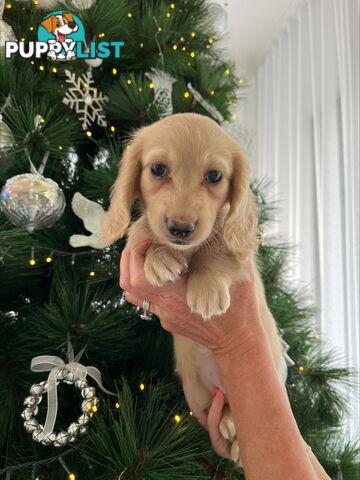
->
[212, 437, 232, 460]
[133, 238, 152, 256]
[124, 291, 142, 308]
[208, 389, 225, 440]
[119, 248, 131, 291]
[124, 291, 160, 317]
[208, 390, 232, 459]
[129, 240, 153, 290]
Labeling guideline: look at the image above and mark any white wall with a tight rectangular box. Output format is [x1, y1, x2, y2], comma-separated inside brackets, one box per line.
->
[214, 0, 306, 73]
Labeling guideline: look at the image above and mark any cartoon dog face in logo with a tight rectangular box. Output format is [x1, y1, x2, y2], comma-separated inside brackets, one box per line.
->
[41, 13, 78, 42]
[40, 12, 78, 60]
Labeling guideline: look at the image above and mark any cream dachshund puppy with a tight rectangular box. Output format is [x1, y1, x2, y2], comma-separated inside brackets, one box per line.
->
[100, 113, 284, 466]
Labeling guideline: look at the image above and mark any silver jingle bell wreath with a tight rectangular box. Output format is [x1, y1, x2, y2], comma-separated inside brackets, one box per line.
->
[21, 342, 114, 447]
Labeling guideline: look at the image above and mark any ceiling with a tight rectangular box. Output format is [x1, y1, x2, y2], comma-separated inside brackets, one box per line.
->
[214, 0, 305, 74]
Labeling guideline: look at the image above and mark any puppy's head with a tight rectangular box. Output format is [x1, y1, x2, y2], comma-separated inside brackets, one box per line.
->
[100, 113, 257, 254]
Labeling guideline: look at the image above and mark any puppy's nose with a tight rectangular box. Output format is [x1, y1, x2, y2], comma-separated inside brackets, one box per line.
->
[166, 218, 196, 238]
[68, 22, 77, 28]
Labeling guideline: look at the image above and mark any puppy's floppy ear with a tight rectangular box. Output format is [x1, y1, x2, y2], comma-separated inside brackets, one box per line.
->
[99, 135, 142, 246]
[41, 15, 56, 33]
[223, 146, 258, 255]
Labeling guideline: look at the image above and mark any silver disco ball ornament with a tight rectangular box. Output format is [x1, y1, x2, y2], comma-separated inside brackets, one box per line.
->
[33, 0, 96, 10]
[0, 173, 66, 232]
[0, 115, 16, 174]
[208, 3, 228, 37]
[0, 19, 16, 59]
[71, 0, 96, 8]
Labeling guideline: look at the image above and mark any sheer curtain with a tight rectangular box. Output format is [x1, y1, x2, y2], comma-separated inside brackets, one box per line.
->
[251, 0, 359, 435]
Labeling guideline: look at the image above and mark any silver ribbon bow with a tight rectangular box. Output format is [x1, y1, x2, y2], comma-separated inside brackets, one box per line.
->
[30, 342, 114, 442]
[23, 115, 50, 175]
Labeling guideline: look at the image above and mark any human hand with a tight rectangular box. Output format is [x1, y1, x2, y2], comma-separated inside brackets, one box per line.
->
[206, 388, 233, 460]
[120, 240, 263, 359]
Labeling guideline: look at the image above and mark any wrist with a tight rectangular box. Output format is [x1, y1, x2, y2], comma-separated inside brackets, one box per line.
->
[213, 320, 269, 364]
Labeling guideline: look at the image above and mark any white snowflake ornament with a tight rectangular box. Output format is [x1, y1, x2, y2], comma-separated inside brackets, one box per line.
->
[63, 69, 108, 130]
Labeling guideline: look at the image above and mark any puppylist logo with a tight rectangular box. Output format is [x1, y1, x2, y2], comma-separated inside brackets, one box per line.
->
[5, 11, 124, 61]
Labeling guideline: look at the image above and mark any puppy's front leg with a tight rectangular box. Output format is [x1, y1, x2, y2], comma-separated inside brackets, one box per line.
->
[126, 218, 188, 286]
[144, 245, 188, 286]
[187, 250, 241, 320]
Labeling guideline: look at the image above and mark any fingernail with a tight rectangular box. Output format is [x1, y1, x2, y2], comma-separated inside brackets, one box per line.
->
[213, 387, 219, 398]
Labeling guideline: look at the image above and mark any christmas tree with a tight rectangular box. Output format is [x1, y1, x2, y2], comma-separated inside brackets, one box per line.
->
[0, 1, 359, 479]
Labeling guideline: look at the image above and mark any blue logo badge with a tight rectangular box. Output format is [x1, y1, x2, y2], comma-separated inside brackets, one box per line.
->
[38, 11, 85, 60]
[5, 11, 124, 61]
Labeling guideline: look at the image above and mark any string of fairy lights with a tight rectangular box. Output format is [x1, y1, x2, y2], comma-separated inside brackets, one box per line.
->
[1, 3, 331, 478]
[3, 0, 248, 139]
[0, 359, 328, 479]
[0, 242, 117, 277]
[0, 229, 268, 276]
[0, 381, 192, 479]
[0, 241, 326, 478]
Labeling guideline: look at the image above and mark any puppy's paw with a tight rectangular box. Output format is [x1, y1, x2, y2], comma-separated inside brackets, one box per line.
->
[218, 408, 244, 467]
[219, 405, 236, 442]
[230, 439, 243, 468]
[144, 246, 188, 286]
[187, 275, 231, 320]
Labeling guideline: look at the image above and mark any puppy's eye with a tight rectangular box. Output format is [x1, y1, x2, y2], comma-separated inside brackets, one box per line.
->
[56, 21, 61, 26]
[205, 170, 222, 183]
[151, 164, 167, 177]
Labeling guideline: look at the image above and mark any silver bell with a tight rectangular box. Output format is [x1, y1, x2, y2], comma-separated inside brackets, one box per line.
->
[30, 384, 44, 396]
[32, 426, 44, 441]
[75, 378, 88, 389]
[81, 386, 96, 399]
[41, 432, 57, 446]
[24, 395, 42, 407]
[24, 418, 40, 433]
[39, 380, 49, 391]
[21, 407, 38, 421]
[54, 430, 70, 447]
[78, 413, 91, 425]
[81, 397, 99, 413]
[67, 422, 80, 436]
